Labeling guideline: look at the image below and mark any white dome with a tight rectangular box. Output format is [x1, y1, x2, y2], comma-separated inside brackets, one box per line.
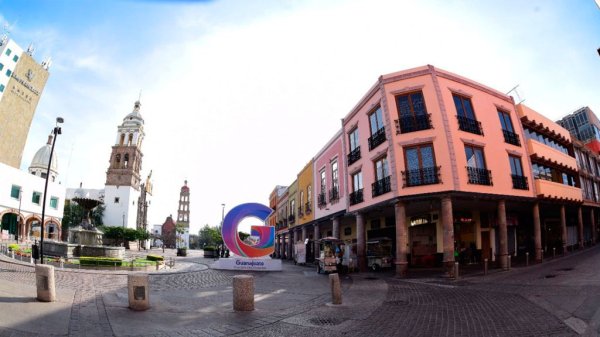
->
[122, 100, 144, 127]
[29, 135, 58, 177]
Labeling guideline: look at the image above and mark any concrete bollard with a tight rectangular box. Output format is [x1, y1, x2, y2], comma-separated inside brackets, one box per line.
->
[35, 264, 56, 302]
[30, 255, 34, 264]
[526, 252, 529, 266]
[484, 258, 488, 275]
[10, 251, 14, 259]
[508, 255, 511, 270]
[454, 262, 459, 280]
[156, 261, 160, 271]
[329, 273, 342, 305]
[233, 275, 254, 311]
[553, 247, 556, 258]
[59, 258, 64, 269]
[128, 274, 150, 311]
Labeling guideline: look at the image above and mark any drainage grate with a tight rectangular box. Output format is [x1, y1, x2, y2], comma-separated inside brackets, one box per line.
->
[384, 299, 408, 306]
[364, 276, 379, 280]
[545, 274, 557, 278]
[309, 317, 346, 326]
[557, 267, 573, 272]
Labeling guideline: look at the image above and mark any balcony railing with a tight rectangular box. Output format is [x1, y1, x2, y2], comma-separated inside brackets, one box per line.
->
[395, 114, 432, 134]
[288, 214, 295, 223]
[466, 167, 493, 185]
[511, 174, 528, 190]
[305, 202, 311, 214]
[317, 193, 326, 208]
[402, 166, 441, 187]
[372, 176, 392, 197]
[329, 187, 339, 202]
[368, 127, 386, 150]
[349, 189, 364, 205]
[347, 146, 361, 165]
[457, 115, 483, 135]
[298, 206, 304, 217]
[502, 129, 521, 146]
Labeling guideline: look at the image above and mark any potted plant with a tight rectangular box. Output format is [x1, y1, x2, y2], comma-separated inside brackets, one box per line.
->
[203, 246, 216, 258]
[176, 247, 187, 256]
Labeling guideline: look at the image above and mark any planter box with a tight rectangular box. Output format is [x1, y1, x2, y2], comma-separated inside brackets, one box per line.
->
[204, 250, 216, 258]
[176, 248, 187, 257]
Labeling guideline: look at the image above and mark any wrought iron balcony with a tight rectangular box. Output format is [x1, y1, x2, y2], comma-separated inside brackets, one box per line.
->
[372, 176, 392, 197]
[457, 115, 483, 135]
[347, 146, 361, 165]
[511, 174, 528, 190]
[288, 214, 295, 223]
[466, 167, 493, 186]
[402, 166, 441, 187]
[349, 189, 364, 205]
[317, 193, 327, 208]
[502, 129, 521, 146]
[298, 206, 303, 217]
[329, 187, 339, 202]
[368, 127, 386, 150]
[395, 114, 432, 134]
[305, 202, 311, 214]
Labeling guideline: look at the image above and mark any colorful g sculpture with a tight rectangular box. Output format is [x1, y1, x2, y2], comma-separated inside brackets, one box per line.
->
[221, 203, 275, 258]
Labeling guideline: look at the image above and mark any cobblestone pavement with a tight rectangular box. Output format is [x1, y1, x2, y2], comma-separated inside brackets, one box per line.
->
[1, 246, 600, 336]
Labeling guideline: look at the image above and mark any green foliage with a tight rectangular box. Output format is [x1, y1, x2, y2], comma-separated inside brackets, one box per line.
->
[146, 254, 164, 261]
[239, 231, 250, 241]
[198, 224, 223, 247]
[80, 257, 123, 266]
[136, 228, 150, 241]
[123, 228, 138, 242]
[8, 243, 19, 251]
[203, 246, 216, 251]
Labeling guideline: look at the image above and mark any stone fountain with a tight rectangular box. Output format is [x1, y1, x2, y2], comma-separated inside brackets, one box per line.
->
[43, 186, 124, 259]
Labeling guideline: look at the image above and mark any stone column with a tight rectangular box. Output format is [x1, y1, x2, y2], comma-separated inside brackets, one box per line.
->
[301, 226, 307, 242]
[275, 235, 281, 258]
[288, 231, 294, 260]
[591, 208, 596, 245]
[356, 213, 366, 272]
[498, 200, 508, 270]
[578, 206, 584, 249]
[561, 205, 567, 254]
[395, 201, 408, 277]
[441, 196, 455, 276]
[280, 234, 285, 259]
[332, 217, 340, 239]
[533, 202, 543, 262]
[314, 223, 320, 260]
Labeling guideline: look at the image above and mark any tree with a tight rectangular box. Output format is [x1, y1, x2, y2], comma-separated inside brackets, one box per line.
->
[99, 226, 124, 246]
[198, 224, 222, 247]
[136, 228, 150, 251]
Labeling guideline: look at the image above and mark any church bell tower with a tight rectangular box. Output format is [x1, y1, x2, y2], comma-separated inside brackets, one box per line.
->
[103, 100, 145, 228]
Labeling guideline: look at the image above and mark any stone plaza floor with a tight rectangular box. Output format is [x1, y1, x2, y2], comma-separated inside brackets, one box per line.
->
[1, 246, 600, 336]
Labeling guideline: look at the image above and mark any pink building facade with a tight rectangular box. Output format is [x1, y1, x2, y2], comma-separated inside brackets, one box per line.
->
[271, 65, 594, 276]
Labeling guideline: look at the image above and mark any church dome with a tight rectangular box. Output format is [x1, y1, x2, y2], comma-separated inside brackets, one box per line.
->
[29, 134, 58, 180]
[122, 100, 144, 127]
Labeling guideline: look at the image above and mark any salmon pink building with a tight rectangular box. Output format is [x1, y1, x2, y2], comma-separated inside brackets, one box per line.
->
[270, 65, 596, 276]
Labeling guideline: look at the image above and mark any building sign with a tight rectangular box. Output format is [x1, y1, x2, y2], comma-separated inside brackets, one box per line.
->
[11, 72, 40, 96]
[410, 215, 431, 226]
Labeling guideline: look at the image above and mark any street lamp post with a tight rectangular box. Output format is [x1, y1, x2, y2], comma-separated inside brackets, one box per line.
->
[39, 117, 63, 264]
[17, 187, 22, 242]
[220, 203, 225, 231]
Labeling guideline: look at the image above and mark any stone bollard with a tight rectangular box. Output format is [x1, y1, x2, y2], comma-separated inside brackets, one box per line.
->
[553, 247, 556, 258]
[233, 275, 254, 311]
[454, 262, 459, 280]
[128, 274, 150, 311]
[484, 258, 488, 275]
[30, 255, 34, 264]
[156, 261, 160, 271]
[59, 258, 64, 269]
[35, 264, 56, 302]
[508, 255, 511, 270]
[329, 273, 342, 305]
[10, 250, 14, 259]
[526, 252, 529, 266]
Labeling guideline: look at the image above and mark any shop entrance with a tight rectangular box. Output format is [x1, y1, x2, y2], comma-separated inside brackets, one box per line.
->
[1, 213, 18, 237]
[409, 222, 437, 267]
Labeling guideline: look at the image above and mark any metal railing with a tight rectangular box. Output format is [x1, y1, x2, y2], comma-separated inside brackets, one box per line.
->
[457, 115, 483, 135]
[402, 166, 441, 187]
[368, 127, 386, 150]
[318, 193, 327, 207]
[347, 146, 361, 165]
[329, 187, 339, 202]
[466, 167, 493, 185]
[511, 174, 529, 190]
[395, 114, 432, 134]
[349, 189, 364, 205]
[372, 176, 392, 197]
[502, 129, 521, 146]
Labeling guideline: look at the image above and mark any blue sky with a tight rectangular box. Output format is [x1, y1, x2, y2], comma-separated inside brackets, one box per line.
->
[1, 0, 599, 234]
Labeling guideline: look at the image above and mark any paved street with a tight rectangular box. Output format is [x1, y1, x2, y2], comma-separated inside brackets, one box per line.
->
[1, 246, 600, 336]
